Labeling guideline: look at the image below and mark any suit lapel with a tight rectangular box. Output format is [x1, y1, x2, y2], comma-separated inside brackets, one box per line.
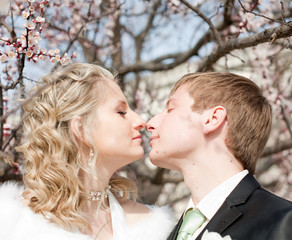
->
[197, 173, 261, 239]
[197, 201, 242, 237]
[167, 214, 183, 240]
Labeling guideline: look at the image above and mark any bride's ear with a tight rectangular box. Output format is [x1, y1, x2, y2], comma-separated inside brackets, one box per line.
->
[70, 116, 88, 145]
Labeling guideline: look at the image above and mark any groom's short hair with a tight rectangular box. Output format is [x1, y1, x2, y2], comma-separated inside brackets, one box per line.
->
[170, 72, 272, 174]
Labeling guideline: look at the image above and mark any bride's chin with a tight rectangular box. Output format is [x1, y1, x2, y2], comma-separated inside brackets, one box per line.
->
[129, 152, 145, 162]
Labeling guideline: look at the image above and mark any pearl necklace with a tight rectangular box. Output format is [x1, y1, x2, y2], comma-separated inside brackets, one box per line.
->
[86, 185, 112, 201]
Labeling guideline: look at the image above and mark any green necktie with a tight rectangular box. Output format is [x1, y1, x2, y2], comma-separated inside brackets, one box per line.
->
[176, 208, 206, 240]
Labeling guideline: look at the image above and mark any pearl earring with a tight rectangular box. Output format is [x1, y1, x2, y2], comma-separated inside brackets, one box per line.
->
[88, 149, 95, 167]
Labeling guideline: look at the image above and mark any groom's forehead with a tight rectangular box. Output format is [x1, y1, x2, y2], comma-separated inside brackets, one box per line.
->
[166, 87, 193, 108]
[165, 90, 184, 108]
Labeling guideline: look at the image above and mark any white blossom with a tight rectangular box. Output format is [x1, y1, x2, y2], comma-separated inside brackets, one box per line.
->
[39, 55, 47, 60]
[171, 0, 180, 6]
[55, 54, 60, 61]
[48, 49, 55, 56]
[22, 11, 29, 19]
[6, 49, 16, 59]
[36, 16, 45, 23]
[26, 50, 33, 58]
[28, 38, 36, 47]
[25, 21, 36, 30]
[32, 55, 39, 62]
[29, 6, 35, 13]
[40, 48, 47, 54]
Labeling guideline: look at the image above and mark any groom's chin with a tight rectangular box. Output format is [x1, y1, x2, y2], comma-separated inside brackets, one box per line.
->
[149, 151, 163, 167]
[149, 151, 172, 170]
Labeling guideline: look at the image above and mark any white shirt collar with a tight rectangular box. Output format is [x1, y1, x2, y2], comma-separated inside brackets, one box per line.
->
[185, 170, 249, 220]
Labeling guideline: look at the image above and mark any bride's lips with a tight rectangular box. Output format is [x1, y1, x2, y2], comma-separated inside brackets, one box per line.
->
[132, 135, 141, 140]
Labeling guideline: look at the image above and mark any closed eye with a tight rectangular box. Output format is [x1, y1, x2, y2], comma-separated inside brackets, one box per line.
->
[118, 111, 127, 115]
[167, 108, 174, 113]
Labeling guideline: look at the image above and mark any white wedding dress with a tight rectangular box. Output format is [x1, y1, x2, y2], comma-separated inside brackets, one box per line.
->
[0, 182, 175, 240]
[109, 191, 130, 239]
[108, 191, 175, 240]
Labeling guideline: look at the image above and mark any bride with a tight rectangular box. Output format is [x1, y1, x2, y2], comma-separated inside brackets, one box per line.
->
[0, 63, 174, 240]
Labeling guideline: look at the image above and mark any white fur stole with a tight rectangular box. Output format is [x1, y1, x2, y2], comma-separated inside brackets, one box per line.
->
[0, 182, 175, 240]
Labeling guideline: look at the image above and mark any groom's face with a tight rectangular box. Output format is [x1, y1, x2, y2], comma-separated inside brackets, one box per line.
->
[147, 85, 205, 170]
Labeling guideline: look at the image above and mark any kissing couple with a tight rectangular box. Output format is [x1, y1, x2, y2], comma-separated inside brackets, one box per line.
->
[0, 63, 291, 240]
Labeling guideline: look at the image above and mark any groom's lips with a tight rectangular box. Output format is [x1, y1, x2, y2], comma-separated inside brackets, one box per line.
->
[150, 136, 159, 147]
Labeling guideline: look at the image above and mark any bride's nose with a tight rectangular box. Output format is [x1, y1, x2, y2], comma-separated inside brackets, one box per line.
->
[132, 112, 146, 130]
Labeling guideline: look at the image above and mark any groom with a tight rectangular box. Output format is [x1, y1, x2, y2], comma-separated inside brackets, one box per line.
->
[147, 72, 292, 240]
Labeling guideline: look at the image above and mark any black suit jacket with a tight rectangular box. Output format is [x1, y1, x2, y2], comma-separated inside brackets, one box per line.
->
[167, 174, 292, 240]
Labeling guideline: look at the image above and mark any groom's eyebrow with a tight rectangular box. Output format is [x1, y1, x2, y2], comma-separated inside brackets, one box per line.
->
[166, 98, 175, 108]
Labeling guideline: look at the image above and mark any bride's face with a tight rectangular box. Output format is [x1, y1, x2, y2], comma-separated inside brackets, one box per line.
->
[91, 81, 146, 171]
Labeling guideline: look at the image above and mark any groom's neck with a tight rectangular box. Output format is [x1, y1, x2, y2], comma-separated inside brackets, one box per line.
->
[181, 154, 244, 205]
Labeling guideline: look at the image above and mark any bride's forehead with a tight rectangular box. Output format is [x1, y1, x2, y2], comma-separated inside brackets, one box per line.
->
[100, 81, 126, 102]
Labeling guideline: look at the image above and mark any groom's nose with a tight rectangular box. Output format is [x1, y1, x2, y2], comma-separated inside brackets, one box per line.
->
[146, 123, 154, 133]
[146, 113, 161, 132]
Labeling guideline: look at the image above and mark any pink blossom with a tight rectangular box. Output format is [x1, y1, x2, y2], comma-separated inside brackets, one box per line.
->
[12, 163, 20, 175]
[60, 57, 70, 65]
[2, 96, 9, 102]
[3, 123, 11, 137]
[0, 54, 8, 63]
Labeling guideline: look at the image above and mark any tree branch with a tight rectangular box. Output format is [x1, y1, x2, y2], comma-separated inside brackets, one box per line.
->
[137, 0, 161, 44]
[197, 22, 292, 72]
[118, 0, 234, 76]
[238, 0, 283, 24]
[180, 0, 223, 45]
[2, 122, 22, 151]
[0, 79, 56, 122]
[261, 139, 292, 157]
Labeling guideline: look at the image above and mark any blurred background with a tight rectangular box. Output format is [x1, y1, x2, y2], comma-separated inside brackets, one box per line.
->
[0, 0, 292, 219]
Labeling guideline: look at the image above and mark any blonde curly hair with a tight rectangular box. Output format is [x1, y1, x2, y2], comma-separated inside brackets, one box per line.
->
[17, 63, 137, 232]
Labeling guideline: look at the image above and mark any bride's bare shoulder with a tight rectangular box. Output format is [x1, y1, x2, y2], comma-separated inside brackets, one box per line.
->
[120, 200, 152, 224]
